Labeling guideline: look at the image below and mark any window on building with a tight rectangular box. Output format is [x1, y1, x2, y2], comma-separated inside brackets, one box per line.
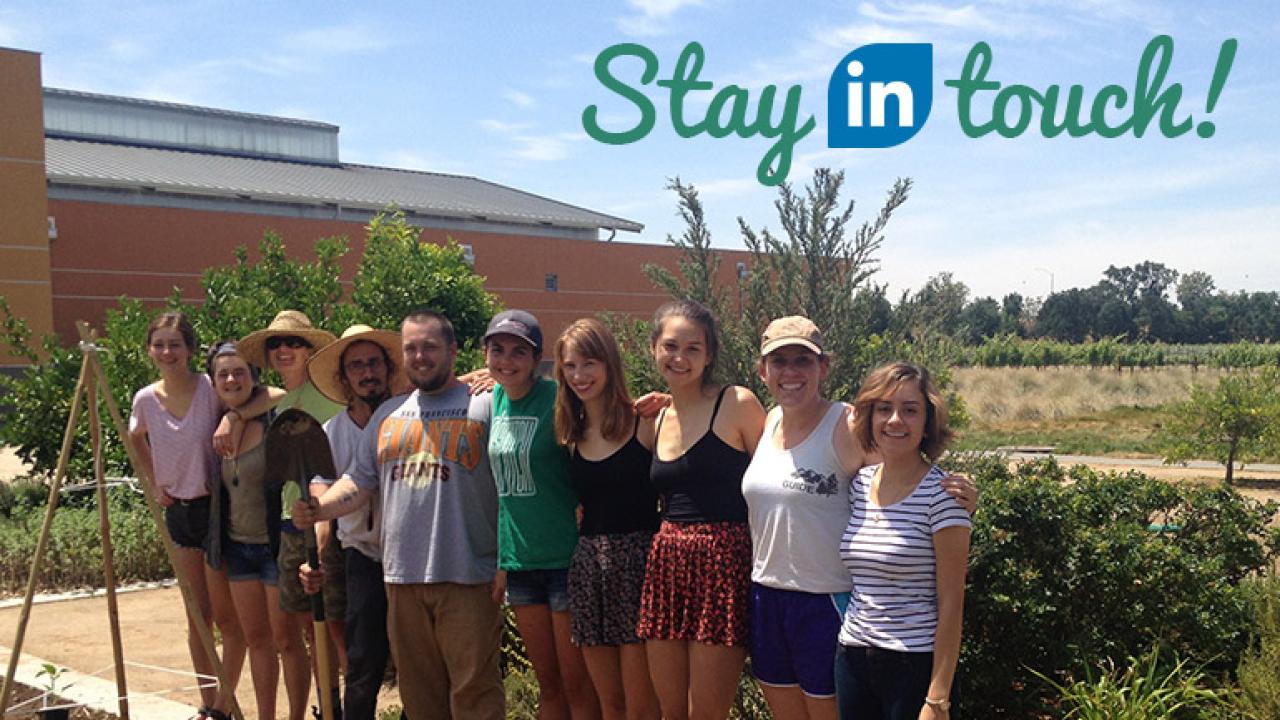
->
[545, 273, 558, 292]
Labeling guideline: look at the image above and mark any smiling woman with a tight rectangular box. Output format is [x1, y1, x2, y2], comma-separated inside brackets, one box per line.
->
[128, 313, 246, 720]
[836, 362, 970, 720]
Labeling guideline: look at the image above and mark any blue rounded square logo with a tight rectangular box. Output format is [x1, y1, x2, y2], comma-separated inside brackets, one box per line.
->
[828, 43, 933, 148]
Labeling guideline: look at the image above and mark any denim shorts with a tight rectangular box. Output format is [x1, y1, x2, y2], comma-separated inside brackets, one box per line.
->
[224, 540, 280, 585]
[506, 568, 570, 612]
[163, 496, 211, 550]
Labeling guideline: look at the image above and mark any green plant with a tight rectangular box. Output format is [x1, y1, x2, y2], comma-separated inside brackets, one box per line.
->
[1032, 647, 1228, 719]
[502, 667, 541, 720]
[35, 662, 69, 707]
[945, 453, 1280, 716]
[1234, 572, 1280, 719]
[0, 211, 502, 479]
[1156, 368, 1280, 484]
[0, 485, 169, 593]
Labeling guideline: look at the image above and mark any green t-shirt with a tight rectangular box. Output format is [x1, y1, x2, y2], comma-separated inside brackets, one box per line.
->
[279, 380, 344, 518]
[490, 378, 578, 571]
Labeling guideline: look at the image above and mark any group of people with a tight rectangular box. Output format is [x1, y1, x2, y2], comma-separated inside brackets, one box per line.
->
[129, 300, 976, 720]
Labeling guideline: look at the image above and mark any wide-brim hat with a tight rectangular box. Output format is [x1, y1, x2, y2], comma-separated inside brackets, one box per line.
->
[307, 325, 408, 404]
[238, 310, 338, 368]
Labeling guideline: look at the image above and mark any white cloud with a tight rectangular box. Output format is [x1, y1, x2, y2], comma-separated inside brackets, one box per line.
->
[615, 0, 705, 36]
[280, 23, 394, 55]
[857, 2, 1000, 34]
[481, 118, 534, 133]
[511, 131, 589, 162]
[0, 18, 21, 45]
[106, 38, 146, 61]
[503, 89, 536, 108]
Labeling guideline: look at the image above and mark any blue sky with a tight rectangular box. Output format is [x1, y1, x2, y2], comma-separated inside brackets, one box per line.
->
[5, 1, 1277, 302]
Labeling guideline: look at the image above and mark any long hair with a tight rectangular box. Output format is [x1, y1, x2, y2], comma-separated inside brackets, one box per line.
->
[852, 361, 953, 461]
[554, 318, 634, 445]
[146, 311, 197, 352]
[650, 299, 720, 389]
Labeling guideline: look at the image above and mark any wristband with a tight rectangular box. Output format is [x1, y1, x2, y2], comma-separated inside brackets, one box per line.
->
[226, 408, 242, 422]
[924, 697, 951, 712]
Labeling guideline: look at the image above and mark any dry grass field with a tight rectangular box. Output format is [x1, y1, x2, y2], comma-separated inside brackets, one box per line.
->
[952, 365, 1230, 456]
[954, 365, 1227, 424]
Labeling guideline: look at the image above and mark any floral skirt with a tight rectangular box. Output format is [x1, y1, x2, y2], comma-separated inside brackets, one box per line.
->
[568, 531, 654, 647]
[636, 521, 751, 647]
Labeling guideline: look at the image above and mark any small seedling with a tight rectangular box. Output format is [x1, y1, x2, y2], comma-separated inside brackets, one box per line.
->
[35, 663, 68, 708]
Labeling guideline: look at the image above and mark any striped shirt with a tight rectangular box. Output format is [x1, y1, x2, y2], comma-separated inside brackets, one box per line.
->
[838, 464, 970, 652]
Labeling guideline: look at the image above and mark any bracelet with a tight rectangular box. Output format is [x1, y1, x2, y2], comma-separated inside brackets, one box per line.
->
[225, 409, 242, 422]
[924, 697, 951, 712]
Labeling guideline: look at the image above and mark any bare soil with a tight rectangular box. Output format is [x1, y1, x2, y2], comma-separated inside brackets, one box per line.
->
[4, 682, 117, 720]
[0, 587, 400, 720]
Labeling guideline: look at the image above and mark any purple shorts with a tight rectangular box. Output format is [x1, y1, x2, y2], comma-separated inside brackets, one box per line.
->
[750, 582, 849, 698]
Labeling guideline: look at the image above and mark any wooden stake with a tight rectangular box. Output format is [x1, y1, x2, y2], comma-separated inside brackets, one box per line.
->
[88, 366, 131, 720]
[78, 324, 244, 720]
[0, 349, 90, 715]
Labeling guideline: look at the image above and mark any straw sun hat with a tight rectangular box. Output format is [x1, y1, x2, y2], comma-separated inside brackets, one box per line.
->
[306, 325, 407, 403]
[237, 310, 338, 368]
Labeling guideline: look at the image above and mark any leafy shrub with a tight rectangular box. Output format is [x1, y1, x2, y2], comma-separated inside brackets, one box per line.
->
[1234, 573, 1280, 719]
[0, 484, 169, 593]
[945, 453, 1280, 716]
[0, 211, 502, 479]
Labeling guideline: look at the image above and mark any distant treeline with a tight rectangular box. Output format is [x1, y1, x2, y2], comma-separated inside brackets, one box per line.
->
[867, 261, 1280, 345]
[952, 336, 1280, 369]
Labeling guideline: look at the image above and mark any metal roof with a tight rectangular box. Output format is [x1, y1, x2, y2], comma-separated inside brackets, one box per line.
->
[45, 88, 339, 130]
[45, 137, 644, 233]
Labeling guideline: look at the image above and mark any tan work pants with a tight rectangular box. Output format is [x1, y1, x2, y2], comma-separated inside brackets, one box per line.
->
[385, 582, 503, 720]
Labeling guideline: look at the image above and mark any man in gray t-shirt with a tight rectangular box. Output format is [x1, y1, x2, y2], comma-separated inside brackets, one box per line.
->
[295, 310, 503, 720]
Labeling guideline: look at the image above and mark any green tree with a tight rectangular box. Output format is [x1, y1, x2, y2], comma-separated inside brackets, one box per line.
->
[639, 169, 913, 403]
[1156, 369, 1280, 485]
[958, 296, 1001, 345]
[0, 211, 501, 477]
[894, 272, 969, 341]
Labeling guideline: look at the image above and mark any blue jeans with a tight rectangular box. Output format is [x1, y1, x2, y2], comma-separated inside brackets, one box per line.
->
[834, 644, 958, 720]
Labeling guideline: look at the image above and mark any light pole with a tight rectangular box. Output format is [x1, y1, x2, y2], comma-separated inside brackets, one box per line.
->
[1034, 267, 1055, 295]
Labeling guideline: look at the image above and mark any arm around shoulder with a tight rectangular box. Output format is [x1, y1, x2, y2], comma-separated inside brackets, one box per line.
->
[832, 403, 872, 476]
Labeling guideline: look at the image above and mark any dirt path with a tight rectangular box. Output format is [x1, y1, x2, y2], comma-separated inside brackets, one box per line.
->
[0, 586, 400, 720]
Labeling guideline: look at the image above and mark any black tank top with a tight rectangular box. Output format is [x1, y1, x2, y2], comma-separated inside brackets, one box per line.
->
[650, 386, 751, 523]
[571, 418, 661, 536]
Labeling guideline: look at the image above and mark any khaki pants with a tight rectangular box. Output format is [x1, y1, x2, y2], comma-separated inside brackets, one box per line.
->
[386, 582, 503, 720]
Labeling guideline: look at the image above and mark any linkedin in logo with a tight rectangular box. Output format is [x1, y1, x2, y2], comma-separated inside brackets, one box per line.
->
[827, 43, 933, 148]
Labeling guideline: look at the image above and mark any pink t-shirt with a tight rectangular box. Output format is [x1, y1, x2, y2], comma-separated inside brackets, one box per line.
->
[129, 374, 220, 500]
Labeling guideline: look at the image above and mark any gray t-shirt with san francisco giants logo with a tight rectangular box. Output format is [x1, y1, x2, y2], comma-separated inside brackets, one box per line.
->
[350, 384, 496, 585]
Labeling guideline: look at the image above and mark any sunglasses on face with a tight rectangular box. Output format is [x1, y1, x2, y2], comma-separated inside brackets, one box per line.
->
[265, 335, 312, 351]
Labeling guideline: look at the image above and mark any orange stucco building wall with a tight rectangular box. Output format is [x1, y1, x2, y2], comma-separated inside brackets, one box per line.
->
[47, 199, 752, 343]
[0, 48, 55, 364]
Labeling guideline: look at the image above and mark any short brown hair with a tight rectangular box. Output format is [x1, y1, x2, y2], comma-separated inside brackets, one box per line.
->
[853, 362, 953, 461]
[554, 319, 634, 445]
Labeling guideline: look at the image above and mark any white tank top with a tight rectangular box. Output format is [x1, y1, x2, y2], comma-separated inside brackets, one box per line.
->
[742, 401, 854, 592]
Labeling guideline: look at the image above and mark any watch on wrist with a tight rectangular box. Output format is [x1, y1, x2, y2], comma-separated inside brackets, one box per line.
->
[925, 697, 951, 712]
[226, 409, 242, 422]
